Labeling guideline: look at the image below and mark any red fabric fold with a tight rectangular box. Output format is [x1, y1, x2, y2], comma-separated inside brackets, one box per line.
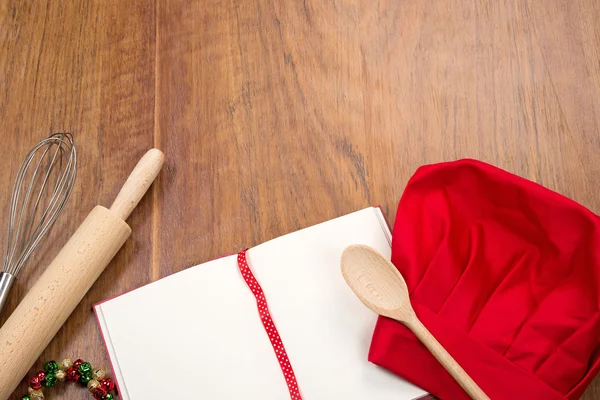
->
[370, 159, 600, 399]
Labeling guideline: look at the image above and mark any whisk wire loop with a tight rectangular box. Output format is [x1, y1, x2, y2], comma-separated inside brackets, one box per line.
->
[2, 133, 77, 277]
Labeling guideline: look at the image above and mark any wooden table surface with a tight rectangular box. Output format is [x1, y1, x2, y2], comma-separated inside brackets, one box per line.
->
[1, 1, 599, 399]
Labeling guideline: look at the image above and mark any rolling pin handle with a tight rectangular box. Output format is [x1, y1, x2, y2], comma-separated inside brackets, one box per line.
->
[109, 148, 165, 220]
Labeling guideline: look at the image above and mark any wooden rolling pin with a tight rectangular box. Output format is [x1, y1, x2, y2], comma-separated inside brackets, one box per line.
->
[0, 148, 165, 399]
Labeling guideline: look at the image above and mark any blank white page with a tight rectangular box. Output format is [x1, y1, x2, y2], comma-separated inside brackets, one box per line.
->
[95, 207, 427, 399]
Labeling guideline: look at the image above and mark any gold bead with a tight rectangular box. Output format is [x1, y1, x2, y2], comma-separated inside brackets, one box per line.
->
[92, 368, 106, 380]
[30, 389, 44, 400]
[87, 379, 100, 392]
[60, 358, 73, 370]
[55, 369, 66, 381]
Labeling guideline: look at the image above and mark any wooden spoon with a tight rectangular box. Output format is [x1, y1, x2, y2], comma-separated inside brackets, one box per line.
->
[341, 244, 489, 400]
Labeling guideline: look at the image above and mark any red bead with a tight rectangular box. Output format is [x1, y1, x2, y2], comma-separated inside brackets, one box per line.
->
[73, 359, 84, 368]
[92, 386, 107, 399]
[65, 367, 80, 382]
[29, 375, 42, 390]
[36, 370, 46, 382]
[100, 378, 115, 391]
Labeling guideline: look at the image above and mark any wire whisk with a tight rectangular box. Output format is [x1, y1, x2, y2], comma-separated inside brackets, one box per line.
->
[0, 133, 77, 317]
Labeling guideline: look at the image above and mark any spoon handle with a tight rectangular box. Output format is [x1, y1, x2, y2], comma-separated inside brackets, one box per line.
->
[407, 317, 490, 400]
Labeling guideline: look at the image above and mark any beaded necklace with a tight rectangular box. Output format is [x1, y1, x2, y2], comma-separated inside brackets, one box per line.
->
[22, 358, 116, 400]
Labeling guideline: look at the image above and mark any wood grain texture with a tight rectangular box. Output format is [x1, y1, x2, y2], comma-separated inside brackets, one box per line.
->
[156, 0, 599, 398]
[1, 0, 600, 398]
[0, 0, 155, 398]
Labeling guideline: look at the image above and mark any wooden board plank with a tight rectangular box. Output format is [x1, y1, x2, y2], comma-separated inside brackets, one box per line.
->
[0, 0, 155, 398]
[524, 0, 600, 210]
[156, 0, 600, 398]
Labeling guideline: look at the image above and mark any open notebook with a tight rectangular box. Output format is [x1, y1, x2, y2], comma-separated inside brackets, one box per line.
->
[95, 207, 427, 399]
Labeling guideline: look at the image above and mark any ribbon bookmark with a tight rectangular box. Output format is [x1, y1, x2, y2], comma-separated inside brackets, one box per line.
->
[237, 250, 303, 400]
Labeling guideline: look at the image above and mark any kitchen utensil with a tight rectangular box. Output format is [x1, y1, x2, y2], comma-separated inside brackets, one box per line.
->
[341, 244, 489, 400]
[0, 133, 76, 317]
[0, 148, 164, 398]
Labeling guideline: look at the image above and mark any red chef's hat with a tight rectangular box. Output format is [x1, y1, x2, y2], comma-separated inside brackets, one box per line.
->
[369, 159, 600, 400]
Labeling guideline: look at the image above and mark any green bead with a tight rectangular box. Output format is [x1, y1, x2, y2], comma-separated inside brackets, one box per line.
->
[79, 371, 92, 384]
[104, 394, 115, 400]
[44, 372, 57, 387]
[78, 361, 92, 374]
[44, 360, 59, 373]
[21, 396, 31, 400]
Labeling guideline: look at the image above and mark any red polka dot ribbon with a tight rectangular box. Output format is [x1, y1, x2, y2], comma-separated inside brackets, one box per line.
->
[237, 249, 303, 400]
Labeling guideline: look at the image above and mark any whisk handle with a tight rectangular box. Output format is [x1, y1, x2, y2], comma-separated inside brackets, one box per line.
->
[0, 272, 15, 317]
[110, 148, 165, 220]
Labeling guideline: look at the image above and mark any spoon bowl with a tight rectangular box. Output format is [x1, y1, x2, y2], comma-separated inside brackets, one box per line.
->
[341, 244, 414, 322]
